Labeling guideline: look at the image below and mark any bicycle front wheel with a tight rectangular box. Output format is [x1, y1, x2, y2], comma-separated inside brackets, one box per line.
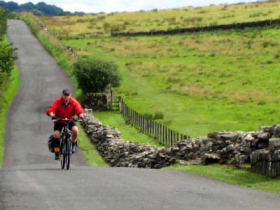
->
[65, 141, 71, 170]
[61, 146, 66, 169]
[60, 138, 71, 170]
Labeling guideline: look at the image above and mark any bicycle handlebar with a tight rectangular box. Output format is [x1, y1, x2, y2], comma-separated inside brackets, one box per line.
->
[51, 117, 83, 123]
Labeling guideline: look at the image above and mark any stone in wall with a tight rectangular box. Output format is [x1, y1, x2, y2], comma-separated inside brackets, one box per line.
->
[172, 128, 272, 166]
[251, 138, 280, 177]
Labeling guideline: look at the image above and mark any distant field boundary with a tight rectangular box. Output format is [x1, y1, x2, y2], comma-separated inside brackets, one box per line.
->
[112, 18, 280, 37]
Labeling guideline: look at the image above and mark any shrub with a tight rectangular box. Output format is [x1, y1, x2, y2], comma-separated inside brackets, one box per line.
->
[153, 111, 164, 120]
[0, 42, 16, 75]
[0, 8, 8, 38]
[142, 111, 164, 121]
[73, 57, 120, 94]
[143, 113, 153, 120]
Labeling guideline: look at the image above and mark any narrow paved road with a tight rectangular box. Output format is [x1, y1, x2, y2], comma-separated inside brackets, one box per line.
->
[0, 20, 280, 210]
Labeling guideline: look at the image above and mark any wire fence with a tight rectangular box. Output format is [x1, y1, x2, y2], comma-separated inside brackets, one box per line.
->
[118, 97, 190, 146]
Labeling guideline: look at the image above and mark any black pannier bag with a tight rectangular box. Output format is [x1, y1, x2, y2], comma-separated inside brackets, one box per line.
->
[48, 135, 61, 153]
[48, 135, 54, 153]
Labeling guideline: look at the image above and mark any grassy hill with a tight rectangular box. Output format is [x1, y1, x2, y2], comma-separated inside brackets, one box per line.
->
[40, 1, 280, 37]
[35, 0, 280, 137]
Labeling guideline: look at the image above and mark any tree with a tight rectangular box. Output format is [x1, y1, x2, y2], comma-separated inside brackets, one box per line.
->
[74, 57, 120, 94]
[0, 1, 65, 16]
[20, 3, 35, 11]
[35, 2, 64, 16]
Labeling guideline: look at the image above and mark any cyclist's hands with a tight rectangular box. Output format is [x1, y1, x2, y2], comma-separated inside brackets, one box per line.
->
[49, 112, 56, 121]
[79, 113, 85, 120]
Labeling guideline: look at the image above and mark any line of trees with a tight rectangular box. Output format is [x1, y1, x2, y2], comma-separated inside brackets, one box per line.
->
[0, 1, 67, 16]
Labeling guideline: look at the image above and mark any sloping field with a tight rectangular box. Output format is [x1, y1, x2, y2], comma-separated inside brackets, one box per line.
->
[36, 1, 280, 137]
[40, 1, 280, 37]
[61, 27, 280, 136]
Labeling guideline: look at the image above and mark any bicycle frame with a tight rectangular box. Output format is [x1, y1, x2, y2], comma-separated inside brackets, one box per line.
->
[51, 117, 82, 170]
[55, 118, 75, 170]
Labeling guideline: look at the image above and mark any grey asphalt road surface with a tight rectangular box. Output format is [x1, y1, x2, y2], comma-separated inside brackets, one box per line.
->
[0, 20, 280, 210]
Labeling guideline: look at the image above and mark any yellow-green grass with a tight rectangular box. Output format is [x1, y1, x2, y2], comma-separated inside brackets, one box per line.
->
[61, 25, 280, 137]
[77, 124, 108, 166]
[39, 1, 280, 37]
[166, 164, 280, 193]
[0, 37, 20, 167]
[93, 111, 161, 146]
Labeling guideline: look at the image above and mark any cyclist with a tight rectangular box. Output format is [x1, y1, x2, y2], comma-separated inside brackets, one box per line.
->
[46, 89, 85, 160]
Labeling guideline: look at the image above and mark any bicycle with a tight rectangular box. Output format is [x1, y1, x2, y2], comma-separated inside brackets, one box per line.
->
[52, 117, 81, 170]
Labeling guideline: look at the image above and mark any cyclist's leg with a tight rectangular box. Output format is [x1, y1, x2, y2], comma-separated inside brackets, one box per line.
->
[69, 122, 78, 143]
[71, 126, 78, 142]
[69, 122, 78, 153]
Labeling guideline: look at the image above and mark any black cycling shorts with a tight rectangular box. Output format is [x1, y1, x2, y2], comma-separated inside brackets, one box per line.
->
[54, 122, 76, 132]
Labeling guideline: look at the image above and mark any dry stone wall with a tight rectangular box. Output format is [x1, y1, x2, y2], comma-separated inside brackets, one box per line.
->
[82, 109, 280, 176]
[172, 125, 280, 177]
[171, 127, 271, 165]
[81, 109, 176, 168]
[112, 19, 280, 37]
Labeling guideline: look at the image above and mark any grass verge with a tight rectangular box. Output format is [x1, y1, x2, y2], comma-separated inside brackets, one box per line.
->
[93, 111, 161, 146]
[77, 124, 108, 167]
[0, 64, 20, 167]
[165, 163, 280, 193]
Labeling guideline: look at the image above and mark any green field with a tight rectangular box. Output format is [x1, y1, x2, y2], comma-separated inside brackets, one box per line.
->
[58, 25, 280, 137]
[34, 1, 280, 137]
[27, 1, 280, 137]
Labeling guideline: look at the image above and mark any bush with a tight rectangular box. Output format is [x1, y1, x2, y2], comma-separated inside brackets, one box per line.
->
[73, 57, 120, 94]
[0, 8, 8, 38]
[153, 111, 164, 120]
[143, 111, 164, 120]
[0, 42, 16, 75]
[143, 113, 153, 120]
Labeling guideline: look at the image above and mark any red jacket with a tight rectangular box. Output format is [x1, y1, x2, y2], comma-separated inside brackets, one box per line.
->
[46, 97, 84, 123]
